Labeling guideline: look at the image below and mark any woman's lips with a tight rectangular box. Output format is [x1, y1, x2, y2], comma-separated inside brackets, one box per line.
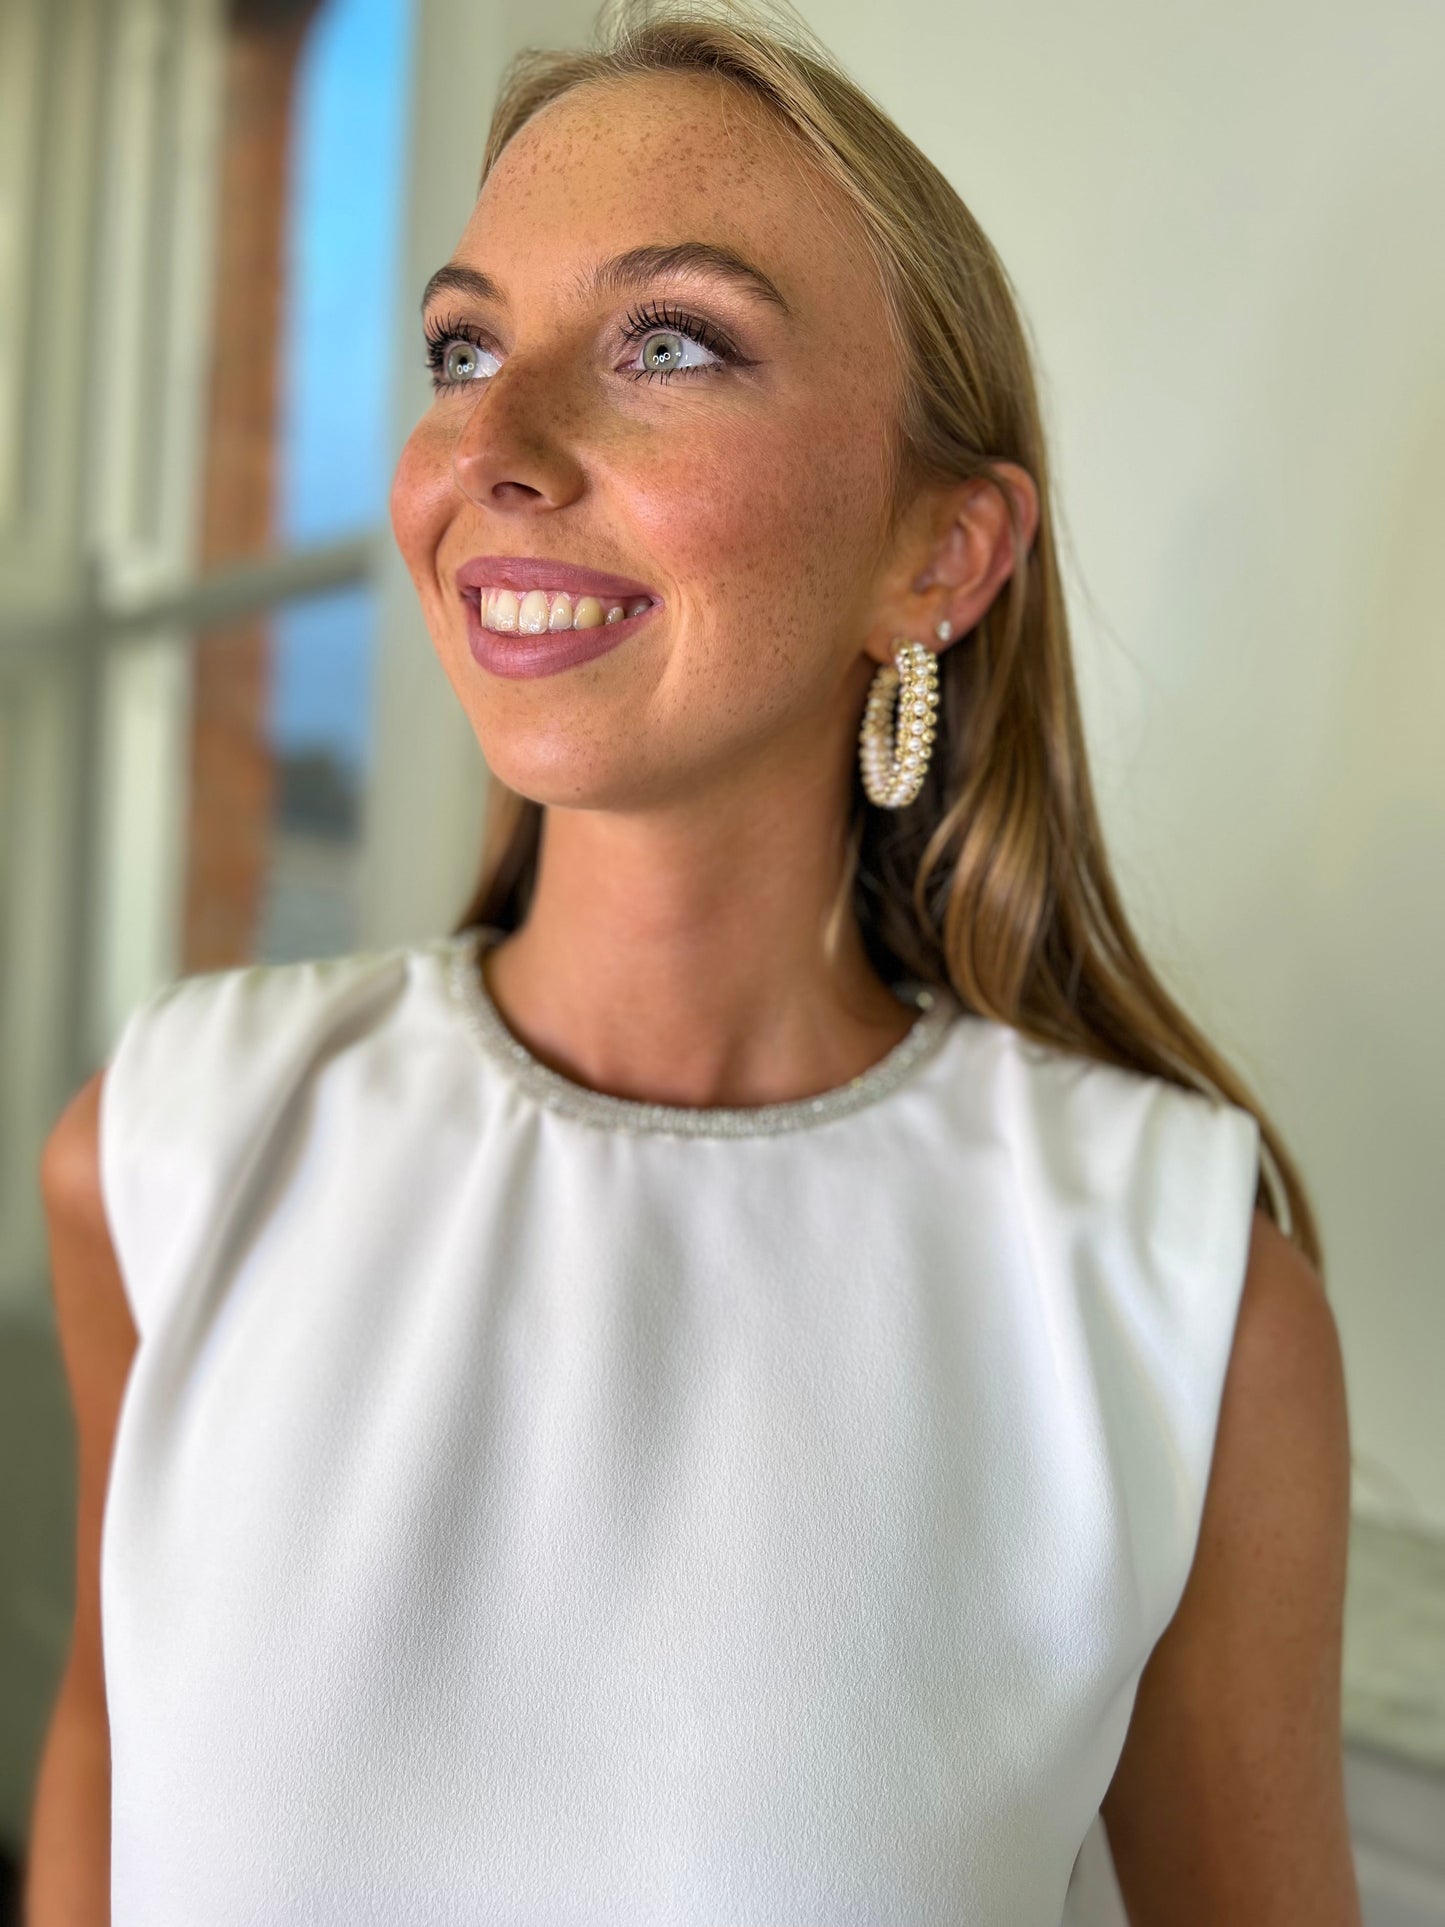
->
[453, 555, 659, 602]
[461, 591, 659, 679]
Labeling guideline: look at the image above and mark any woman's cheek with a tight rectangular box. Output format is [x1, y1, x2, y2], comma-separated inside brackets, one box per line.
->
[388, 418, 456, 583]
[627, 427, 791, 582]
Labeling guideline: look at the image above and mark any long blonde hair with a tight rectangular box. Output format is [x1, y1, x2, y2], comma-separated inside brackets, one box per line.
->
[450, 0, 1322, 1275]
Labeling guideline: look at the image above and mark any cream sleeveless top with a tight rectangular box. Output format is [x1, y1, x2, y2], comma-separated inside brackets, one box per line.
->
[98, 926, 1261, 1925]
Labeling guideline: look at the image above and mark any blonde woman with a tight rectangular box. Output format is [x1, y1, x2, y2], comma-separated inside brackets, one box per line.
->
[31, 1, 1358, 1921]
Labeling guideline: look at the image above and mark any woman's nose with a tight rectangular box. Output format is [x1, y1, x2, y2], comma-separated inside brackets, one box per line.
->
[449, 363, 583, 512]
[453, 448, 546, 509]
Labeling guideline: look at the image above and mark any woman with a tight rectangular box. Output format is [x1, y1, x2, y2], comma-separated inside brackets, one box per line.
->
[30, 0, 1359, 1921]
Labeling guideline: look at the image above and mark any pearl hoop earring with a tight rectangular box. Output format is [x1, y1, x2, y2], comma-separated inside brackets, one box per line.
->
[858, 638, 940, 809]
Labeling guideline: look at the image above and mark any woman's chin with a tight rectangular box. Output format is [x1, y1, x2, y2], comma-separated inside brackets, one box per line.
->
[469, 743, 662, 814]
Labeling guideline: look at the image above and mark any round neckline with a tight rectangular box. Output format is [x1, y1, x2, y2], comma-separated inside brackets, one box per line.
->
[442, 925, 961, 1139]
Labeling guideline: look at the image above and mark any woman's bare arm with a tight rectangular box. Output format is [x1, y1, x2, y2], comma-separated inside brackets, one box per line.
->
[1101, 1207, 1361, 1923]
[25, 1067, 137, 1926]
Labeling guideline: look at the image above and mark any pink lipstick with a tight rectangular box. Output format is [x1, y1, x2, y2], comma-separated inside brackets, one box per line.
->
[454, 555, 662, 681]
[462, 596, 658, 679]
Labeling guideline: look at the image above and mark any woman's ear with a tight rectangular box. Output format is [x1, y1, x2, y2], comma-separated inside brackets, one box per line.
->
[899, 466, 1041, 649]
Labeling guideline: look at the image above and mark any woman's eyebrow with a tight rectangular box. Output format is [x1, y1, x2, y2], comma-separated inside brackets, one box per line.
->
[420, 241, 793, 320]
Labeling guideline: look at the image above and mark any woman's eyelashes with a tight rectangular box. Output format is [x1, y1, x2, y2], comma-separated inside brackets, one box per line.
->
[423, 318, 497, 389]
[421, 300, 750, 393]
[616, 300, 745, 382]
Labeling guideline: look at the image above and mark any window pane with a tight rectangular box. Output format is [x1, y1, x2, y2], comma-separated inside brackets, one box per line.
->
[279, 0, 412, 549]
[200, 0, 412, 571]
[259, 584, 374, 960]
[180, 581, 375, 972]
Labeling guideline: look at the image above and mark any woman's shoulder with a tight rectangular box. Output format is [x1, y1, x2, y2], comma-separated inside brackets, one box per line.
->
[105, 931, 466, 1073]
[947, 1006, 1261, 1188]
[95, 934, 469, 1340]
[113, 933, 419, 1023]
[99, 931, 471, 1206]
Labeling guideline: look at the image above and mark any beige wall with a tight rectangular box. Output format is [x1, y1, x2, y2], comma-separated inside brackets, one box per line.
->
[784, 0, 1443, 1525]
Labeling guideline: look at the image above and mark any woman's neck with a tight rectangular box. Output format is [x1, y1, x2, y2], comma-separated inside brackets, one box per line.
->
[476, 813, 919, 1113]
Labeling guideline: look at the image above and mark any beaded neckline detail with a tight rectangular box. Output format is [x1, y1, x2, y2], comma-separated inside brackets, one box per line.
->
[443, 926, 961, 1139]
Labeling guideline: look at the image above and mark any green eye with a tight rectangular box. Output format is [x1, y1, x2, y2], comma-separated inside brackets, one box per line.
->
[422, 315, 493, 390]
[619, 301, 742, 383]
[641, 333, 684, 372]
[441, 340, 480, 383]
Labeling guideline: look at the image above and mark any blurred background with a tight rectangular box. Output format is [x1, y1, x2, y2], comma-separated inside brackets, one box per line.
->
[0, 0, 1441, 1917]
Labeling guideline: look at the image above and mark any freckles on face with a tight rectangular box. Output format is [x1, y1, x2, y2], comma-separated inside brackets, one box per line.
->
[392, 70, 903, 785]
[626, 397, 887, 740]
[389, 417, 453, 610]
[632, 346, 895, 779]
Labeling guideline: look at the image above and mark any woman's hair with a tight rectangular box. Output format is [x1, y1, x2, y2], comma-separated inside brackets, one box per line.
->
[450, 0, 1322, 1274]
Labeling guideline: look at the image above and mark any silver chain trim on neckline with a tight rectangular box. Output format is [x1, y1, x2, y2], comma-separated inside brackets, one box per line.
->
[442, 927, 960, 1139]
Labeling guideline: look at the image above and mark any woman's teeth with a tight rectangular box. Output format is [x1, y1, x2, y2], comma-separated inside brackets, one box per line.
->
[474, 587, 653, 634]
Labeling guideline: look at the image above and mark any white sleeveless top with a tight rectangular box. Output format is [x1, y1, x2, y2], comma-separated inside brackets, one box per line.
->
[98, 926, 1261, 1926]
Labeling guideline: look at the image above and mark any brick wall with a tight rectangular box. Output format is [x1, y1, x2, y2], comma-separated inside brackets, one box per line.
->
[181, 0, 323, 972]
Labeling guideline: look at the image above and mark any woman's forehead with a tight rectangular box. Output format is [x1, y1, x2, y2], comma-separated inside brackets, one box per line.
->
[468, 72, 876, 309]
[458, 79, 893, 364]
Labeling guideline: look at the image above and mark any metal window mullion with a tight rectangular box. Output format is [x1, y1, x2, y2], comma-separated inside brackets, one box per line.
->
[0, 0, 108, 602]
[0, 0, 44, 532]
[0, 532, 380, 672]
[155, 0, 227, 577]
[0, 657, 88, 1306]
[91, 0, 228, 597]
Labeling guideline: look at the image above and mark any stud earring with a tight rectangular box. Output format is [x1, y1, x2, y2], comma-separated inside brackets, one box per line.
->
[859, 638, 940, 808]
[936, 618, 953, 642]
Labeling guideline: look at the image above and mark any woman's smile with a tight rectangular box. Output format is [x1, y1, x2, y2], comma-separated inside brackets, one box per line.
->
[461, 590, 661, 680]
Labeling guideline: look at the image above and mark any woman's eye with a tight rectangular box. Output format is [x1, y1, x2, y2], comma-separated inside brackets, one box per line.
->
[622, 327, 722, 381]
[618, 302, 740, 381]
[441, 340, 481, 383]
[423, 303, 740, 394]
[423, 323, 499, 391]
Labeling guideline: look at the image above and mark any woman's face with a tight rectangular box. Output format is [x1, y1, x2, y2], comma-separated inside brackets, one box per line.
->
[391, 70, 922, 813]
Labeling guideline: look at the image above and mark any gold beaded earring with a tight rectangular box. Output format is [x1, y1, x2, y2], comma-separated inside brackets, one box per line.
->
[858, 628, 944, 808]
